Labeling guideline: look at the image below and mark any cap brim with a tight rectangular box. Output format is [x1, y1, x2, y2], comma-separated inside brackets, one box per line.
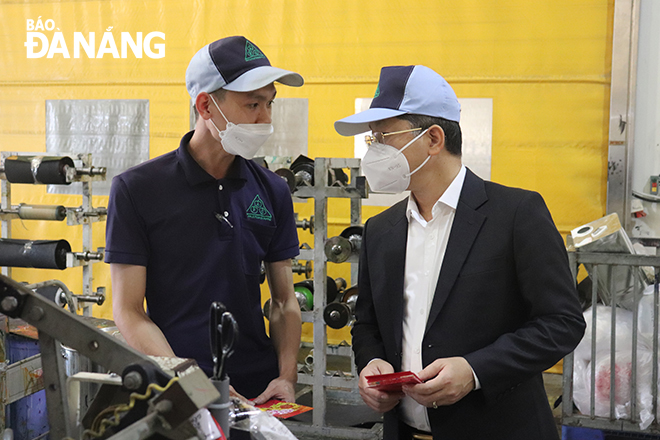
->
[223, 66, 304, 92]
[334, 108, 406, 136]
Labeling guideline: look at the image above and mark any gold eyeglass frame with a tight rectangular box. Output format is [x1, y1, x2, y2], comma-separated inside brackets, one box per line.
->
[364, 127, 422, 146]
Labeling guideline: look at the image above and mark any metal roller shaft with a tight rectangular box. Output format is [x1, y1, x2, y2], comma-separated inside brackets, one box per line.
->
[292, 259, 313, 278]
[73, 251, 104, 261]
[296, 216, 314, 234]
[75, 166, 107, 177]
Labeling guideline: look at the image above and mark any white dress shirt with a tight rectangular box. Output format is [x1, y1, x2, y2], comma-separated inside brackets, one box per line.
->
[399, 165, 467, 432]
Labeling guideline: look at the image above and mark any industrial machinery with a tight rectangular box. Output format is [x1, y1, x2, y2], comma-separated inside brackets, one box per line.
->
[569, 213, 651, 311]
[274, 155, 351, 195]
[0, 276, 299, 440]
[0, 274, 221, 439]
[323, 285, 358, 330]
[324, 226, 363, 264]
[263, 276, 344, 317]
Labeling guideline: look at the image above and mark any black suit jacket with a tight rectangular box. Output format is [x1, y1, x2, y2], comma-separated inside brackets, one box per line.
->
[352, 169, 586, 440]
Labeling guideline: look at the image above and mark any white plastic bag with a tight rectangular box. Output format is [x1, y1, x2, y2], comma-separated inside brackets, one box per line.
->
[574, 305, 636, 364]
[573, 305, 657, 429]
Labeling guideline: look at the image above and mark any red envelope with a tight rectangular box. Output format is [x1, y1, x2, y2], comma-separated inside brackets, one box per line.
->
[255, 400, 313, 419]
[366, 371, 422, 391]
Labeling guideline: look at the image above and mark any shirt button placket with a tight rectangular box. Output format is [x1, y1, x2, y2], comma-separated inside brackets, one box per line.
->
[216, 182, 232, 231]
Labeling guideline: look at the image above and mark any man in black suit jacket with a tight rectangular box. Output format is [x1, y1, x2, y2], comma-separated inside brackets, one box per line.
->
[334, 65, 586, 440]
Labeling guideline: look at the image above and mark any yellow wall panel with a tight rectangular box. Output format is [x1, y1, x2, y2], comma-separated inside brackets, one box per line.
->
[1, 1, 614, 346]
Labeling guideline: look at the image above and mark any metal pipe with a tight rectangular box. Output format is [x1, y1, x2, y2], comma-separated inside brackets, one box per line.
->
[631, 267, 639, 422]
[609, 267, 617, 420]
[653, 267, 659, 421]
[590, 266, 599, 418]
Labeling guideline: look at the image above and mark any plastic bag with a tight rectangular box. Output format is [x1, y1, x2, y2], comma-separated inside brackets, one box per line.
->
[574, 306, 636, 364]
[230, 399, 298, 440]
[573, 305, 656, 429]
[637, 284, 660, 338]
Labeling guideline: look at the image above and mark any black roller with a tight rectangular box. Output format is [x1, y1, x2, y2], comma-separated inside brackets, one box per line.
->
[293, 275, 339, 303]
[274, 168, 296, 193]
[325, 286, 358, 329]
[324, 302, 352, 329]
[290, 155, 315, 186]
[4, 156, 74, 185]
[34, 284, 63, 304]
[341, 285, 359, 303]
[340, 225, 364, 240]
[0, 239, 71, 270]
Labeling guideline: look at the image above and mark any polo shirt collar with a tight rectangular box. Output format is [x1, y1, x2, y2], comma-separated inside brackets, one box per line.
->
[177, 131, 249, 186]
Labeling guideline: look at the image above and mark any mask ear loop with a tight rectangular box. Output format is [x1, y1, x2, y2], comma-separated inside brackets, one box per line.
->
[404, 154, 431, 178]
[396, 128, 430, 178]
[208, 94, 233, 139]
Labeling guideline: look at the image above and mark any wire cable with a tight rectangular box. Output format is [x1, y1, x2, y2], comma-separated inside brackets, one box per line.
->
[633, 190, 660, 203]
[82, 376, 179, 439]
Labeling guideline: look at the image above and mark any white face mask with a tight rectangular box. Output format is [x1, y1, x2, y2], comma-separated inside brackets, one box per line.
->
[361, 128, 430, 194]
[208, 95, 274, 160]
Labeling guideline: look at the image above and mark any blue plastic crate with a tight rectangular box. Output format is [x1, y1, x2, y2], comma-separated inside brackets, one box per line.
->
[6, 333, 49, 440]
[562, 426, 605, 440]
[604, 431, 660, 440]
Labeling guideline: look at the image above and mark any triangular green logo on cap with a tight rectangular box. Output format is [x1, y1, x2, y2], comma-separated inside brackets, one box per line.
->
[246, 195, 272, 221]
[245, 41, 266, 62]
[374, 84, 381, 98]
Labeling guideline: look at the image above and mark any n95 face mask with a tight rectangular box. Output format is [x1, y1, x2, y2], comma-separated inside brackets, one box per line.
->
[209, 95, 274, 160]
[361, 128, 430, 194]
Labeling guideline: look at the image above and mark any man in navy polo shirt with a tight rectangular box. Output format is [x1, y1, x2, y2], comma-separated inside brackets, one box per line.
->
[105, 36, 303, 402]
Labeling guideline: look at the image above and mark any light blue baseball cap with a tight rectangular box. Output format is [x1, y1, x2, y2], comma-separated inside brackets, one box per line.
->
[335, 65, 460, 136]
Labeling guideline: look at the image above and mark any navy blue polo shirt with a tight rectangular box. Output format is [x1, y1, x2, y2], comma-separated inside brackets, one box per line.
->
[105, 131, 299, 398]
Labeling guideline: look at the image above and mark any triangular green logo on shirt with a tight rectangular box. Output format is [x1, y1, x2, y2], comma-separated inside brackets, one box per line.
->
[246, 195, 272, 221]
[245, 41, 266, 61]
[374, 84, 381, 98]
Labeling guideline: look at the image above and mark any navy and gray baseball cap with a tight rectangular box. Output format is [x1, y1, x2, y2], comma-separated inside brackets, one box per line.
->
[335, 65, 460, 136]
[186, 36, 303, 97]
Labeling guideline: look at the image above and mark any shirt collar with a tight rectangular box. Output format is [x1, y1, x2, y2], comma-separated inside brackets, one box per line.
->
[406, 165, 467, 222]
[177, 130, 248, 186]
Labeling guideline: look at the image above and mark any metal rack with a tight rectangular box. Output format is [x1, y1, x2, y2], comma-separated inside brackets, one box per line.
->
[0, 151, 107, 314]
[0, 152, 107, 435]
[563, 250, 660, 435]
[285, 157, 380, 439]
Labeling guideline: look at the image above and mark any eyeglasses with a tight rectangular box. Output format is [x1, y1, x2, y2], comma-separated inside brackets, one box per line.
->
[364, 128, 422, 146]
